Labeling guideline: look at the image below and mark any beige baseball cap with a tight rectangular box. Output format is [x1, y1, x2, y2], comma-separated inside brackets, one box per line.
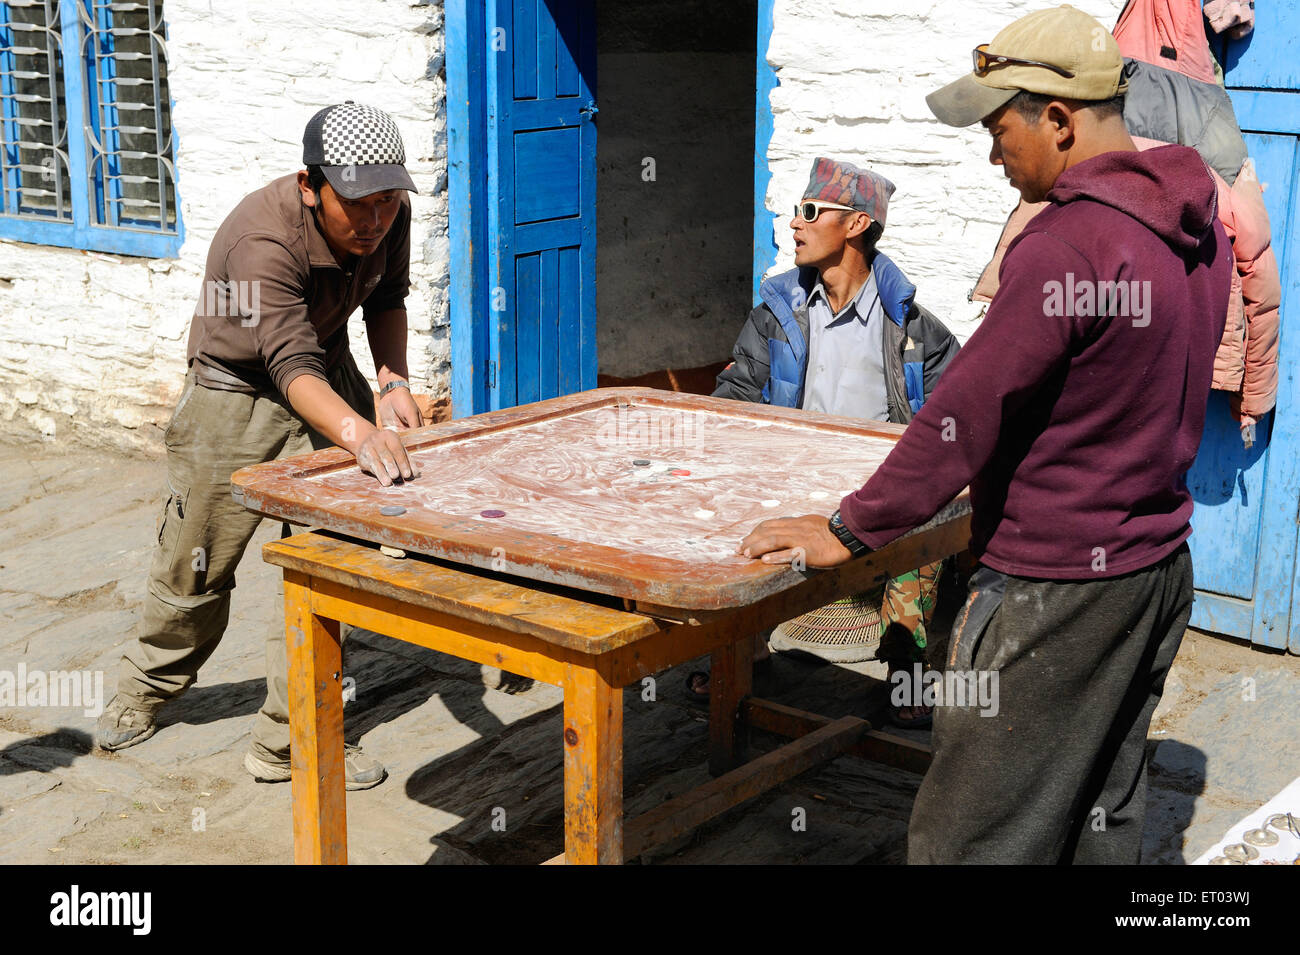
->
[926, 5, 1129, 128]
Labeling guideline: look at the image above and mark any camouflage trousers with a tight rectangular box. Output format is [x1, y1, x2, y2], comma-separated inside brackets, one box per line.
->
[872, 558, 946, 666]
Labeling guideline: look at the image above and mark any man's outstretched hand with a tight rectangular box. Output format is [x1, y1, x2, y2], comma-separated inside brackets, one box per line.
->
[285, 373, 421, 488]
[356, 428, 420, 487]
[378, 386, 423, 430]
[737, 514, 853, 567]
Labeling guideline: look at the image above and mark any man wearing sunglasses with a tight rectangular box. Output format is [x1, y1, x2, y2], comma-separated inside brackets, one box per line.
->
[736, 6, 1232, 864]
[706, 157, 959, 718]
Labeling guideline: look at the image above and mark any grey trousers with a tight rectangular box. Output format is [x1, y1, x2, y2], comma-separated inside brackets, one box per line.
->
[908, 543, 1193, 864]
[115, 357, 375, 760]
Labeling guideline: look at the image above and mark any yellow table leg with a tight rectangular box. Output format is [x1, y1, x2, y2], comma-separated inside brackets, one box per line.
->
[708, 634, 753, 776]
[285, 571, 347, 865]
[562, 661, 623, 864]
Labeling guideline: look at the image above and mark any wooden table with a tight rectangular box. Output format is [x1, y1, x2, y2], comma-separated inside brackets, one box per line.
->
[237, 388, 973, 863]
[234, 388, 945, 610]
[263, 506, 969, 864]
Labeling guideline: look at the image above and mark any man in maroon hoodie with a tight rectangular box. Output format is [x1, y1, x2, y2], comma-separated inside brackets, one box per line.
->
[736, 6, 1232, 863]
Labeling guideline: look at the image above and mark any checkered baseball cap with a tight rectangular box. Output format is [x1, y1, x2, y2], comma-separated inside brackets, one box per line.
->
[302, 101, 417, 199]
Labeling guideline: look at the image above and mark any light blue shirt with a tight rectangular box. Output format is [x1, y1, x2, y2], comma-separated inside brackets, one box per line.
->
[801, 268, 889, 420]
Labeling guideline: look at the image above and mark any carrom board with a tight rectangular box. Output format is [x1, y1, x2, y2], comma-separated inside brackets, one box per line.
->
[232, 388, 969, 610]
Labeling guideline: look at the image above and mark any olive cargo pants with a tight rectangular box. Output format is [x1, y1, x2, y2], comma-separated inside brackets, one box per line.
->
[114, 357, 375, 761]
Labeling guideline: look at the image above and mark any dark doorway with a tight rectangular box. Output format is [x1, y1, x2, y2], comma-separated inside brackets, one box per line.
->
[594, 1, 757, 383]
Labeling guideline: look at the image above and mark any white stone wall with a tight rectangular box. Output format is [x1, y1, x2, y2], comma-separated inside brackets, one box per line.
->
[0, 0, 1135, 450]
[0, 0, 447, 452]
[764, 0, 1126, 342]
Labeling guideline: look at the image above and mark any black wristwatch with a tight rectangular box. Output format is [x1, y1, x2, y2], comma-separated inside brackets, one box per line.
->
[828, 509, 869, 557]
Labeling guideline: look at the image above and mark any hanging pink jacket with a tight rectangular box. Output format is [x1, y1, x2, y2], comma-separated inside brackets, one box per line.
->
[973, 1, 1280, 428]
[972, 142, 1279, 425]
[1215, 153, 1281, 424]
[1114, 0, 1218, 82]
[1203, 0, 1256, 40]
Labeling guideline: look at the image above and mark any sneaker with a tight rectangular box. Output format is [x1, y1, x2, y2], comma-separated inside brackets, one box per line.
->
[243, 744, 387, 791]
[95, 695, 162, 751]
[767, 594, 883, 664]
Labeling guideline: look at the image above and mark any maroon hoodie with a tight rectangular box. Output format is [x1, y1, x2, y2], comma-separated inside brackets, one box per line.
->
[840, 145, 1232, 579]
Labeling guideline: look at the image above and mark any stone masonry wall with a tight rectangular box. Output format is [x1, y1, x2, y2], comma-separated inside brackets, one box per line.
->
[0, 0, 447, 453]
[0, 0, 1129, 451]
[763, 0, 1125, 342]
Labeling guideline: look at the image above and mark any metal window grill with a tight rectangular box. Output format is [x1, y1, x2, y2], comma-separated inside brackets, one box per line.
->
[79, 0, 176, 231]
[0, 0, 72, 219]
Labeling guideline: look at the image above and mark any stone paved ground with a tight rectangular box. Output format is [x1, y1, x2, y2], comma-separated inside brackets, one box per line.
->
[1, 440, 1296, 864]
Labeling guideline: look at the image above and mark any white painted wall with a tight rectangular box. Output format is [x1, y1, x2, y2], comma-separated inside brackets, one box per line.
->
[0, 0, 447, 452]
[764, 0, 1126, 343]
[0, 0, 1132, 450]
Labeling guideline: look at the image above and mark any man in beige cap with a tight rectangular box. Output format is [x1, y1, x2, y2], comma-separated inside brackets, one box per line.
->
[737, 6, 1232, 863]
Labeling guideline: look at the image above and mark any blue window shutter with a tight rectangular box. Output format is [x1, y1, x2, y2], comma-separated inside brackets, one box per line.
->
[0, 0, 182, 257]
[1192, 1, 1300, 652]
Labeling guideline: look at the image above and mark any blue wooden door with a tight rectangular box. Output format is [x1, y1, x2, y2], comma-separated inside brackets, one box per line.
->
[485, 0, 596, 410]
[1190, 6, 1300, 652]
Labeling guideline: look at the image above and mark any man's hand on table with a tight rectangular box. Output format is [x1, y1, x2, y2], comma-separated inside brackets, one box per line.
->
[285, 372, 420, 487]
[737, 514, 853, 568]
[378, 385, 422, 430]
[355, 428, 419, 487]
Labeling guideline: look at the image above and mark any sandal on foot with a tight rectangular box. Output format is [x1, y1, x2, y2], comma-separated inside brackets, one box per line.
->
[683, 670, 711, 706]
[682, 658, 773, 706]
[888, 703, 934, 730]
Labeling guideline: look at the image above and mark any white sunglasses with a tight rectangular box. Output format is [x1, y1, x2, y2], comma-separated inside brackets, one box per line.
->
[794, 199, 860, 222]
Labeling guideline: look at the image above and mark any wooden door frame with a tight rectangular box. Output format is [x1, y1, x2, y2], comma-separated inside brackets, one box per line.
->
[752, 0, 778, 304]
[1195, 20, 1300, 652]
[1224, 103, 1300, 654]
[446, 0, 491, 418]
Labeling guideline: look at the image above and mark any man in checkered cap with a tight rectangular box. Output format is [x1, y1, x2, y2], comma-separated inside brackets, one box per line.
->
[96, 102, 421, 790]
[702, 158, 959, 720]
